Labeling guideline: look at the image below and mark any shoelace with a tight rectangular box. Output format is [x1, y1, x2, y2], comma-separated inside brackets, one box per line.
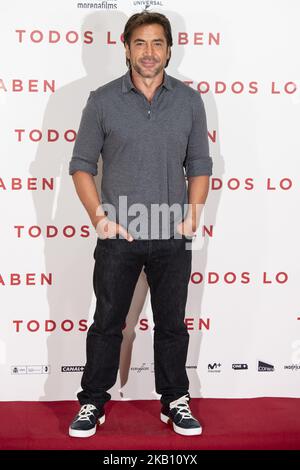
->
[169, 394, 194, 421]
[76, 404, 98, 422]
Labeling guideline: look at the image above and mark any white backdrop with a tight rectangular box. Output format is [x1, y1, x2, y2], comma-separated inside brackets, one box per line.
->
[1, 0, 300, 402]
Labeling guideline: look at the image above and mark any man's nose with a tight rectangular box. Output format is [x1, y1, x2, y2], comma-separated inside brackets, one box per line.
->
[145, 43, 154, 55]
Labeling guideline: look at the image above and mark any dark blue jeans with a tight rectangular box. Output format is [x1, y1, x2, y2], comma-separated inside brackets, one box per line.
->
[77, 234, 192, 409]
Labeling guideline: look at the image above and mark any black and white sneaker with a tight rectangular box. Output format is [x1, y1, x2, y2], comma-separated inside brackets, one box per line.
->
[160, 393, 202, 436]
[69, 404, 105, 438]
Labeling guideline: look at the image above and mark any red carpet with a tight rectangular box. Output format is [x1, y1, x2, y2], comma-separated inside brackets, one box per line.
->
[0, 398, 299, 450]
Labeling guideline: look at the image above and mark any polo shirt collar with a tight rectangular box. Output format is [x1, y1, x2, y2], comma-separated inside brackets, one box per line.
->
[122, 68, 173, 93]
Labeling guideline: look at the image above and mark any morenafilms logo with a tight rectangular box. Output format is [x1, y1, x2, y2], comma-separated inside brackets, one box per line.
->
[129, 362, 198, 374]
[130, 362, 150, 373]
[232, 363, 248, 370]
[258, 360, 274, 372]
[284, 364, 300, 371]
[77, 0, 119, 9]
[208, 362, 222, 373]
[61, 366, 85, 373]
[11, 365, 50, 375]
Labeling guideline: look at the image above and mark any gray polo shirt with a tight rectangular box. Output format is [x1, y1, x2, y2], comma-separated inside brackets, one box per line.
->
[69, 69, 213, 239]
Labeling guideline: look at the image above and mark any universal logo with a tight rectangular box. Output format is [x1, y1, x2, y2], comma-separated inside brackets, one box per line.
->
[208, 362, 222, 373]
[11, 365, 50, 375]
[61, 366, 85, 373]
[131, 1, 164, 8]
[257, 360, 274, 372]
[232, 363, 248, 370]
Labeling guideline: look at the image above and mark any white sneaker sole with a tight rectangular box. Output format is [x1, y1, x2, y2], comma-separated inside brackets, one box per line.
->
[160, 412, 202, 436]
[69, 414, 105, 438]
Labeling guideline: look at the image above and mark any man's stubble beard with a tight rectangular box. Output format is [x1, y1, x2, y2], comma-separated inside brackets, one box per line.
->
[130, 60, 165, 79]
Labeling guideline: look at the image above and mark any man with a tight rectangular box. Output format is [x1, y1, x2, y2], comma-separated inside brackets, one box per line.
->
[68, 11, 212, 438]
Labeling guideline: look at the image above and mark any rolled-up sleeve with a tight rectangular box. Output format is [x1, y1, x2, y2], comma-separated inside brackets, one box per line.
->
[69, 91, 104, 176]
[184, 92, 213, 177]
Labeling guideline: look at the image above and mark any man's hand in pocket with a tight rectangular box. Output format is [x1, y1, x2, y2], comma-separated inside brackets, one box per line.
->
[95, 216, 134, 242]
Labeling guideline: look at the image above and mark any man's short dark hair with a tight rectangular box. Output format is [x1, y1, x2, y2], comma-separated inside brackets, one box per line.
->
[122, 10, 173, 69]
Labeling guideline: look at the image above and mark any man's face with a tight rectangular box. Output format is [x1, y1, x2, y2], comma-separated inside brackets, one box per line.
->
[125, 23, 171, 78]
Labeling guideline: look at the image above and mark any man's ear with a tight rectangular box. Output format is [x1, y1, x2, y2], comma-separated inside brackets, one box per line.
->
[167, 46, 171, 61]
[167, 45, 171, 60]
[125, 42, 130, 60]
